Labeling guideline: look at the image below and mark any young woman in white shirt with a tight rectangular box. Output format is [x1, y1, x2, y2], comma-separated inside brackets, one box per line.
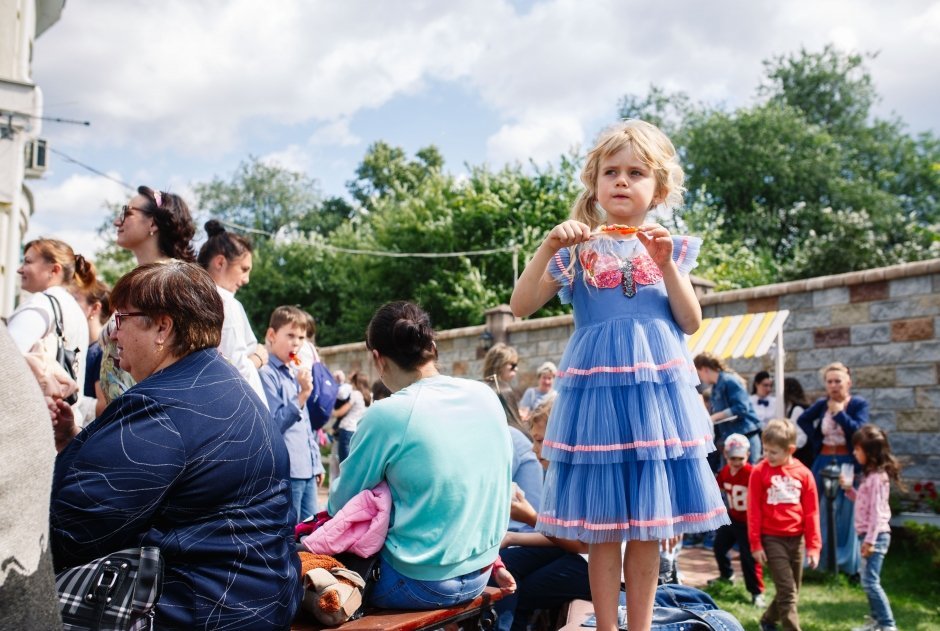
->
[8, 238, 95, 422]
[198, 220, 268, 407]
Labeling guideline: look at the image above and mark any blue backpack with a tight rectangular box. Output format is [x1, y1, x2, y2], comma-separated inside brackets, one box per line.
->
[306, 361, 339, 430]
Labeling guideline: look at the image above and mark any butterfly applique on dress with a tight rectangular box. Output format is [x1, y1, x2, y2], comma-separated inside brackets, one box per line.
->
[579, 247, 663, 298]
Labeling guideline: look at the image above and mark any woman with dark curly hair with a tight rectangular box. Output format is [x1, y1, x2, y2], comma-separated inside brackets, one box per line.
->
[97, 186, 196, 410]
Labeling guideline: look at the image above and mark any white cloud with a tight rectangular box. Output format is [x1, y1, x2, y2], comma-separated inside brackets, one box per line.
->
[486, 113, 583, 166]
[260, 145, 313, 173]
[309, 119, 360, 147]
[30, 0, 940, 172]
[25, 174, 128, 257]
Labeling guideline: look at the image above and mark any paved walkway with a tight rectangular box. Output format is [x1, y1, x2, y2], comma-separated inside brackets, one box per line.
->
[676, 543, 728, 588]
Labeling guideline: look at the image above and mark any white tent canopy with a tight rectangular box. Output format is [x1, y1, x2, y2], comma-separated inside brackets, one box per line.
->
[686, 310, 790, 417]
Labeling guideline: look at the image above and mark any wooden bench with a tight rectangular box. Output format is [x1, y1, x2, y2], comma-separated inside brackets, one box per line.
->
[557, 599, 595, 631]
[291, 586, 506, 631]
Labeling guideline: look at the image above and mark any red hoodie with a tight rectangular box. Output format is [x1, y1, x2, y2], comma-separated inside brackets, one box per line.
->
[747, 458, 822, 555]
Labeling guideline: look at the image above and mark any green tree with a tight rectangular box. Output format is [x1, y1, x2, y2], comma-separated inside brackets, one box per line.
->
[193, 157, 321, 236]
[621, 46, 940, 287]
[92, 204, 135, 286]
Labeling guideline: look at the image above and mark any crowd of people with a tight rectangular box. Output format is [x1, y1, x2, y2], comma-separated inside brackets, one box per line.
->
[1, 118, 905, 631]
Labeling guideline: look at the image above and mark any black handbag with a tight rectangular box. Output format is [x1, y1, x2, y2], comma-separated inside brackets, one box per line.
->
[333, 551, 381, 621]
[56, 547, 164, 631]
[45, 293, 80, 405]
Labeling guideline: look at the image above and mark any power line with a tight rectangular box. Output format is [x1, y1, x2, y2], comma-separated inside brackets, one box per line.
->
[47, 146, 134, 190]
[0, 108, 91, 126]
[220, 220, 519, 258]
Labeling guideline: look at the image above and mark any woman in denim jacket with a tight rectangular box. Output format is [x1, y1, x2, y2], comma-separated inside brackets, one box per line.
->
[694, 353, 762, 464]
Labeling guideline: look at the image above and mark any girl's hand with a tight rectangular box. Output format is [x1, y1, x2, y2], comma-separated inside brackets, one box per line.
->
[753, 549, 767, 566]
[638, 223, 674, 269]
[861, 542, 873, 558]
[544, 220, 592, 252]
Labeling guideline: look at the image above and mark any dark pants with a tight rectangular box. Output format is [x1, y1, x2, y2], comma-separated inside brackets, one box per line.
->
[337, 428, 355, 463]
[761, 535, 805, 631]
[492, 546, 590, 631]
[713, 521, 764, 595]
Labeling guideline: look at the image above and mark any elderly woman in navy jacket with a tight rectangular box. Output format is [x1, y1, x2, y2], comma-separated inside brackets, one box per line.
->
[797, 361, 869, 576]
[50, 261, 301, 630]
[694, 353, 762, 465]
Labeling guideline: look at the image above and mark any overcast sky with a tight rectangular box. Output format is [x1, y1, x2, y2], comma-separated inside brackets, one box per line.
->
[25, 0, 940, 258]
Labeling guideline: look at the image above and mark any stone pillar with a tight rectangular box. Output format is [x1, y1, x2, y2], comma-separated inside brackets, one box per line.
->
[485, 304, 515, 346]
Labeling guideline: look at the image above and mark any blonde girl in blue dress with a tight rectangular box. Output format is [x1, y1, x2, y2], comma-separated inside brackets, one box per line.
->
[510, 120, 728, 631]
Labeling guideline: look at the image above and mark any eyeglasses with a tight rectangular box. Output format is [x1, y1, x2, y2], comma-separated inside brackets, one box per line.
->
[117, 205, 147, 225]
[114, 311, 148, 330]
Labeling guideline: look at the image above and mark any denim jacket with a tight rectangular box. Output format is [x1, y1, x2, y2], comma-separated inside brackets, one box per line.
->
[709, 371, 761, 438]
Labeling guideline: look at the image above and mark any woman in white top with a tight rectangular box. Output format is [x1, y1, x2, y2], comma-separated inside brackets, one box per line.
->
[334, 371, 372, 462]
[8, 238, 94, 423]
[749, 370, 776, 430]
[197, 220, 268, 407]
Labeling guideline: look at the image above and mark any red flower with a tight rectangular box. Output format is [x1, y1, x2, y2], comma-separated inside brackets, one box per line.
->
[914, 482, 923, 493]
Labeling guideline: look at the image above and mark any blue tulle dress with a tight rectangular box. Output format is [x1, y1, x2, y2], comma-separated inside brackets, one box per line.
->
[538, 234, 729, 543]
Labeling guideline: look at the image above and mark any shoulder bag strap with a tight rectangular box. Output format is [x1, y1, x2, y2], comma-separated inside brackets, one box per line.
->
[44, 293, 66, 341]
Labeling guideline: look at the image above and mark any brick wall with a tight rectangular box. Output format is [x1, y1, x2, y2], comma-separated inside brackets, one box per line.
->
[319, 259, 940, 483]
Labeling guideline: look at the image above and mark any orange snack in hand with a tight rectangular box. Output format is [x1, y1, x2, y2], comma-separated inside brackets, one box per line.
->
[599, 224, 639, 235]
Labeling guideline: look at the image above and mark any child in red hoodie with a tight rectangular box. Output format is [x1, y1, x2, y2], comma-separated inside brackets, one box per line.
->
[712, 433, 765, 606]
[748, 419, 821, 631]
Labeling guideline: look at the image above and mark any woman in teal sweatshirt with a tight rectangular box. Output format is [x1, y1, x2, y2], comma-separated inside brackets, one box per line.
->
[328, 301, 513, 609]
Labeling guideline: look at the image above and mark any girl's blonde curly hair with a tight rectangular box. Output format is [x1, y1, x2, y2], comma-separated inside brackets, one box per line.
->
[571, 119, 685, 229]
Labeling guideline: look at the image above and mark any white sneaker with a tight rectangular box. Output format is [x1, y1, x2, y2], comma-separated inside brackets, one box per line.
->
[751, 593, 766, 608]
[850, 617, 878, 631]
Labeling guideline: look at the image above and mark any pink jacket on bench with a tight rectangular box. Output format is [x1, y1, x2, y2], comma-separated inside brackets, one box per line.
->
[302, 482, 391, 557]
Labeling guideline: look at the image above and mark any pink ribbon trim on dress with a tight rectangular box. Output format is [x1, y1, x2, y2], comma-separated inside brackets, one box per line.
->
[553, 251, 573, 287]
[557, 357, 692, 378]
[675, 237, 689, 268]
[544, 434, 713, 452]
[539, 505, 727, 530]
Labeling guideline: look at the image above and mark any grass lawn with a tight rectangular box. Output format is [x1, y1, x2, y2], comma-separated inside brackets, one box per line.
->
[703, 532, 940, 630]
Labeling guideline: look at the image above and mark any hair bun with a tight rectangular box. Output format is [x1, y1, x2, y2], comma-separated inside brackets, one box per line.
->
[204, 219, 226, 237]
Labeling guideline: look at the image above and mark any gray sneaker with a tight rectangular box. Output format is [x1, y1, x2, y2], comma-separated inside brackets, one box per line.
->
[850, 618, 878, 631]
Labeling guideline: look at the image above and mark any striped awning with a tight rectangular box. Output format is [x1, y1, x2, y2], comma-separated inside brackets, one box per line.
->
[686, 310, 790, 359]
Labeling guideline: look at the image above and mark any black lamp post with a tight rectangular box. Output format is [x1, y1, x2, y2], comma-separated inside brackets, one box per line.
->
[479, 329, 494, 351]
[820, 459, 842, 573]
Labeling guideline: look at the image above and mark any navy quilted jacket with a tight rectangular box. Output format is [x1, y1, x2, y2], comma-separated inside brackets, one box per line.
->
[51, 348, 302, 629]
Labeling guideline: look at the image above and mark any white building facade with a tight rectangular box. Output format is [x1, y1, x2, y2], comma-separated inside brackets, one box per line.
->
[0, 0, 64, 317]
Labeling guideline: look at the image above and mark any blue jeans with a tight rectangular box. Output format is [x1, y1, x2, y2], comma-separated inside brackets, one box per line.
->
[813, 455, 860, 575]
[859, 532, 895, 628]
[290, 477, 318, 522]
[370, 557, 491, 610]
[493, 546, 590, 631]
[337, 428, 355, 463]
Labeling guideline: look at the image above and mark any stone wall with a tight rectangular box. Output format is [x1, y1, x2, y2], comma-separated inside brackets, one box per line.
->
[319, 259, 940, 483]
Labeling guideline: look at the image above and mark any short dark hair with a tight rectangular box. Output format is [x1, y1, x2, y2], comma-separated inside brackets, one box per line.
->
[111, 260, 222, 357]
[751, 370, 771, 394]
[365, 301, 437, 371]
